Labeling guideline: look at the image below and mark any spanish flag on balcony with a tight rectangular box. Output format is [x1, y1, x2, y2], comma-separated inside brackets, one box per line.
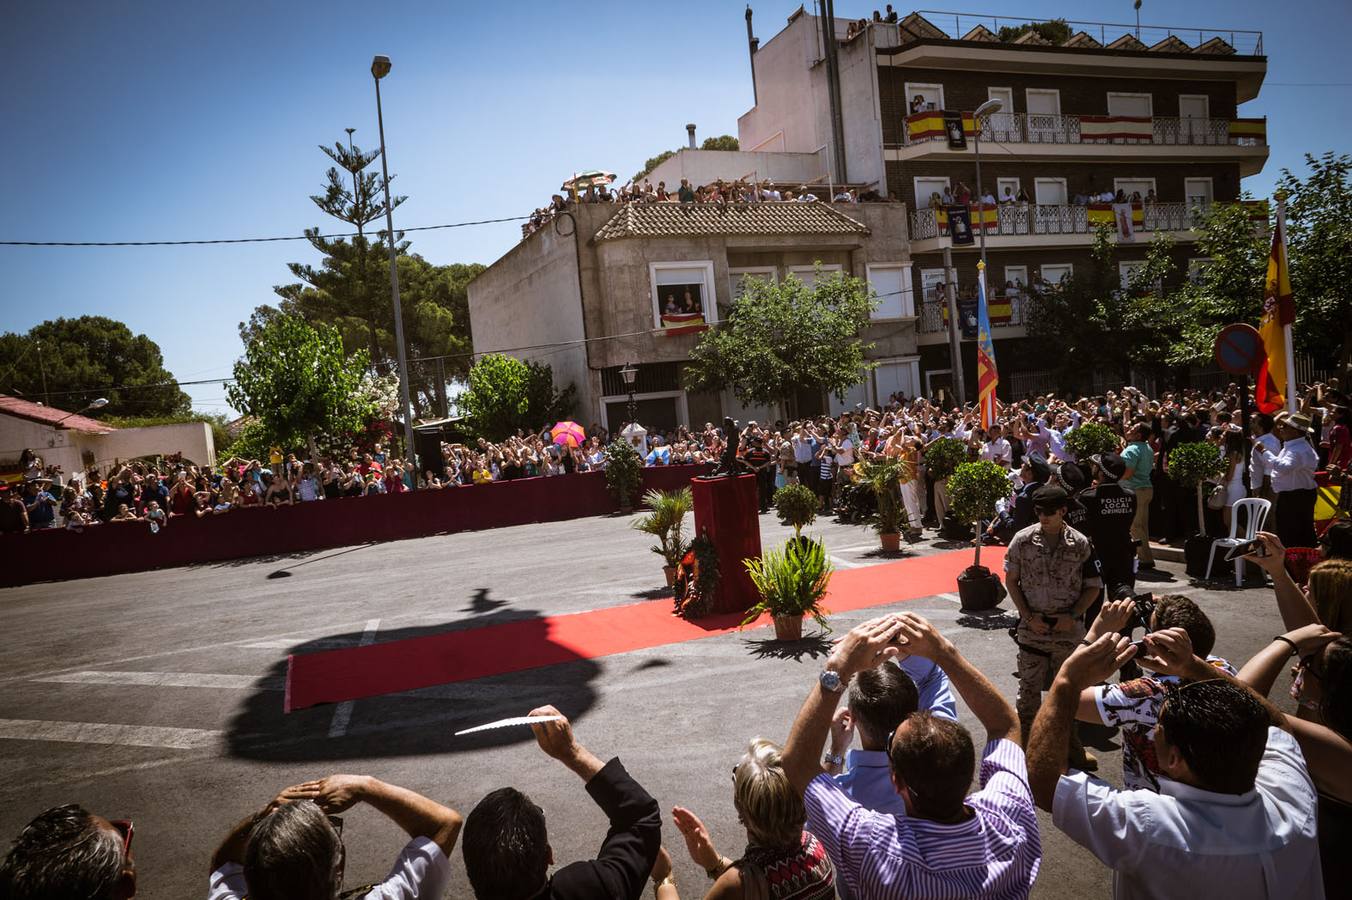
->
[906, 110, 975, 142]
[976, 261, 999, 429]
[659, 311, 708, 336]
[1255, 202, 1295, 414]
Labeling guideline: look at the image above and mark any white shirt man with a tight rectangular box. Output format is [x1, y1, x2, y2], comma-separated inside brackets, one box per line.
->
[982, 434, 1013, 468]
[1249, 428, 1280, 492]
[834, 437, 855, 468]
[1268, 432, 1318, 492]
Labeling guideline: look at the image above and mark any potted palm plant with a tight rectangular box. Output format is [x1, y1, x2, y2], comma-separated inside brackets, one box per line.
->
[948, 459, 1012, 611]
[923, 437, 968, 539]
[774, 482, 819, 553]
[743, 537, 833, 640]
[855, 457, 909, 551]
[632, 487, 693, 587]
[1167, 441, 1227, 577]
[604, 439, 643, 514]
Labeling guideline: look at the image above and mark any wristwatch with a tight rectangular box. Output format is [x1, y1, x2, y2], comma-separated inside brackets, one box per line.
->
[823, 751, 844, 766]
[819, 668, 845, 693]
[653, 875, 675, 895]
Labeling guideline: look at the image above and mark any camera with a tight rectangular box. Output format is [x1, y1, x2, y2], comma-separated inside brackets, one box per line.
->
[1132, 591, 1156, 634]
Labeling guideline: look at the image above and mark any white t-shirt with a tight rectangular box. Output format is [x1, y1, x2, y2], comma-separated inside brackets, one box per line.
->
[208, 837, 451, 900]
[834, 439, 855, 467]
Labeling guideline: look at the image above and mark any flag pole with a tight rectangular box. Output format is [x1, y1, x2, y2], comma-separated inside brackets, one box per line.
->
[1276, 192, 1296, 412]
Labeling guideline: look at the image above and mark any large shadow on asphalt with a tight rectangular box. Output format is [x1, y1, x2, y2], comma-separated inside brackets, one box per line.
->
[224, 587, 599, 762]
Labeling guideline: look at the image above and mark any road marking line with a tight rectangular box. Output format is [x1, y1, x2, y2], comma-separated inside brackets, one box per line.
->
[238, 639, 358, 651]
[327, 619, 380, 738]
[936, 592, 963, 604]
[0, 719, 221, 751]
[829, 555, 863, 570]
[32, 671, 284, 690]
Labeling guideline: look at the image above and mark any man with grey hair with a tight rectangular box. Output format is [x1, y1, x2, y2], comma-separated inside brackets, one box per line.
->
[206, 774, 461, 900]
[0, 804, 136, 899]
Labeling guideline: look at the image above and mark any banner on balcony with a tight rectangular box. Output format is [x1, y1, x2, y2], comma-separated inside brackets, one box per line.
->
[947, 205, 975, 245]
[659, 312, 708, 336]
[1228, 118, 1267, 142]
[1087, 203, 1144, 228]
[1080, 115, 1153, 142]
[944, 112, 967, 149]
[936, 204, 996, 235]
[905, 111, 975, 142]
[1112, 203, 1135, 241]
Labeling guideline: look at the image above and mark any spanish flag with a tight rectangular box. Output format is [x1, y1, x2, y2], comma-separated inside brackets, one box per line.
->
[1255, 209, 1294, 414]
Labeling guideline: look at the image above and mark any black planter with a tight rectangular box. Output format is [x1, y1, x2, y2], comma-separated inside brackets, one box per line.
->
[957, 566, 1004, 612]
[1184, 534, 1214, 579]
[940, 514, 970, 542]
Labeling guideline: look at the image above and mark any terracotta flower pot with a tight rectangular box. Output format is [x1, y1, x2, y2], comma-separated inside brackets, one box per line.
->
[880, 532, 901, 552]
[774, 614, 804, 641]
[663, 565, 677, 587]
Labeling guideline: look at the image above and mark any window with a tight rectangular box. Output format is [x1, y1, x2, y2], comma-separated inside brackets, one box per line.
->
[986, 87, 1016, 136]
[1179, 95, 1211, 143]
[1107, 92, 1153, 117]
[1119, 260, 1148, 289]
[1002, 265, 1029, 294]
[789, 263, 843, 290]
[996, 177, 1021, 203]
[987, 87, 1014, 111]
[1034, 178, 1067, 206]
[919, 268, 949, 305]
[904, 82, 945, 113]
[1025, 89, 1061, 139]
[728, 267, 775, 300]
[650, 261, 717, 331]
[867, 264, 913, 319]
[873, 357, 921, 405]
[1184, 177, 1214, 208]
[1026, 89, 1061, 115]
[1040, 263, 1073, 286]
[1113, 178, 1156, 201]
[914, 176, 950, 208]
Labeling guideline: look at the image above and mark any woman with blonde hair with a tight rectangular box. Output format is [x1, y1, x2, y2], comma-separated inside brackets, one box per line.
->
[670, 738, 834, 899]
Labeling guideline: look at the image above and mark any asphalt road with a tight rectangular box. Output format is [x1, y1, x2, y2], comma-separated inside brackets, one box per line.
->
[0, 509, 1294, 899]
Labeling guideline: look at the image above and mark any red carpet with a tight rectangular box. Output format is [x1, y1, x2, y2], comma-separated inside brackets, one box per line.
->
[285, 546, 1005, 711]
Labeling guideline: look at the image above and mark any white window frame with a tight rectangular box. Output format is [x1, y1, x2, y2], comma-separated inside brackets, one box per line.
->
[1118, 260, 1148, 289]
[1106, 91, 1154, 117]
[1184, 177, 1214, 207]
[649, 260, 718, 329]
[866, 263, 914, 320]
[871, 356, 922, 406]
[727, 266, 777, 301]
[1034, 177, 1068, 206]
[789, 263, 844, 290]
[1178, 94, 1210, 119]
[904, 82, 946, 112]
[996, 177, 1021, 202]
[924, 369, 953, 399]
[1113, 177, 1157, 198]
[1025, 88, 1061, 115]
[1040, 263, 1074, 286]
[1003, 265, 1029, 292]
[598, 389, 689, 432]
[919, 268, 949, 306]
[914, 176, 951, 207]
[988, 86, 1014, 110]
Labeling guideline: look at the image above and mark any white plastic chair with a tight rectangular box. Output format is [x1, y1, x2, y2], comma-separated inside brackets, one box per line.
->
[1204, 497, 1272, 586]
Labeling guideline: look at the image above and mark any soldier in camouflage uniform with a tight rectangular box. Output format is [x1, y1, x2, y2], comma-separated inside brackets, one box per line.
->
[1005, 485, 1102, 770]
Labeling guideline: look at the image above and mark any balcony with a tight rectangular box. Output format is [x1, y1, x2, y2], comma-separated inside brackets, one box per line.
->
[917, 292, 1028, 335]
[907, 200, 1267, 250]
[886, 111, 1269, 174]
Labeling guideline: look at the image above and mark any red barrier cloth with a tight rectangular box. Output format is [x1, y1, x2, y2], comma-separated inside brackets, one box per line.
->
[285, 545, 1005, 710]
[691, 474, 763, 614]
[2, 465, 712, 587]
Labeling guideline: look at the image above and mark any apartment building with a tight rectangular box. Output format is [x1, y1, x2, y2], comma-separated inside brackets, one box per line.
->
[739, 7, 1269, 396]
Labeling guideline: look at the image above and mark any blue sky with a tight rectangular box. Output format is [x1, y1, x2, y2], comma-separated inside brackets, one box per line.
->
[2, 1, 1348, 415]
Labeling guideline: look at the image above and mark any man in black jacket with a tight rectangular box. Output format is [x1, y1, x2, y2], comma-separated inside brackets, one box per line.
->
[1081, 452, 1138, 596]
[462, 705, 662, 900]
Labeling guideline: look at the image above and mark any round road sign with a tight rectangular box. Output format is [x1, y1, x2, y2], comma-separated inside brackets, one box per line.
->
[1214, 323, 1265, 376]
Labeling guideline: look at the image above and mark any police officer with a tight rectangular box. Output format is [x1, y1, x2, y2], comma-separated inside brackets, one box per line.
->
[1082, 451, 1138, 595]
[1005, 484, 1102, 770]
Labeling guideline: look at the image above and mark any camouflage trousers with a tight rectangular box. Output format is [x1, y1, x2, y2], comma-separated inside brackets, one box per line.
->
[1014, 624, 1083, 720]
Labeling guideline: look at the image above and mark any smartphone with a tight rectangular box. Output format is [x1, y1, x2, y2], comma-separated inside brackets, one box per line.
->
[1130, 638, 1148, 656]
[1224, 538, 1267, 562]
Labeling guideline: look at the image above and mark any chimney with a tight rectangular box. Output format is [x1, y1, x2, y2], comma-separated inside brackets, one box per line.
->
[686, 123, 697, 149]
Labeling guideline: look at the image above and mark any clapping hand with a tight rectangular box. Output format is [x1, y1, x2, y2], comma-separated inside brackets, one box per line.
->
[672, 806, 721, 871]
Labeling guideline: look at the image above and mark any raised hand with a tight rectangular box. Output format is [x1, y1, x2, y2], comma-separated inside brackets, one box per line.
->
[672, 806, 721, 870]
[278, 774, 367, 813]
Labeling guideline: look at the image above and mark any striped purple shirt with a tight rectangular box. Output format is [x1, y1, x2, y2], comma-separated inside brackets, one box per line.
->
[805, 738, 1041, 899]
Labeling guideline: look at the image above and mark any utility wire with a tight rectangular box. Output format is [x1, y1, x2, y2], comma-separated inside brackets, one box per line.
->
[0, 215, 529, 247]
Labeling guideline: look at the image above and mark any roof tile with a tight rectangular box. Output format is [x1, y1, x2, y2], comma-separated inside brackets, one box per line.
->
[593, 201, 870, 242]
[0, 394, 115, 433]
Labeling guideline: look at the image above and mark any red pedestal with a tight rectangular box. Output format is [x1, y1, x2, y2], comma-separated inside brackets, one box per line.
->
[691, 474, 763, 615]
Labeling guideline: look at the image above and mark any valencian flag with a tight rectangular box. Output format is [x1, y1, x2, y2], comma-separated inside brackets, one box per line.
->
[1255, 206, 1295, 414]
[976, 260, 999, 429]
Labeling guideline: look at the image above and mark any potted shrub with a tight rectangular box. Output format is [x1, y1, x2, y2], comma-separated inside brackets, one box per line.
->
[855, 458, 908, 551]
[774, 482, 819, 553]
[1063, 422, 1119, 463]
[604, 439, 643, 514]
[948, 459, 1012, 611]
[924, 437, 968, 540]
[743, 537, 833, 640]
[632, 487, 693, 587]
[1168, 441, 1227, 577]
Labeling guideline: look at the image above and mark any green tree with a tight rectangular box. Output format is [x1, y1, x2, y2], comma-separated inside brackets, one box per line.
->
[1277, 152, 1352, 375]
[458, 353, 576, 441]
[240, 136, 483, 416]
[700, 135, 739, 151]
[225, 315, 375, 459]
[996, 19, 1071, 44]
[0, 316, 190, 417]
[633, 150, 676, 183]
[683, 269, 876, 419]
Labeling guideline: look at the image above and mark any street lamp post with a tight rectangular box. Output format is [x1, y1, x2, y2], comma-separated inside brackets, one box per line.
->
[370, 55, 418, 486]
[619, 362, 638, 428]
[53, 397, 108, 428]
[971, 97, 1003, 275]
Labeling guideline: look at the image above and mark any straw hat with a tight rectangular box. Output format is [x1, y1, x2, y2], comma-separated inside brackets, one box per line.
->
[1275, 411, 1314, 434]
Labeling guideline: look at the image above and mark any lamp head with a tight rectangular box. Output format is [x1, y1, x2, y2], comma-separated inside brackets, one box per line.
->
[89, 398, 109, 410]
[619, 362, 638, 387]
[974, 98, 1003, 118]
[371, 55, 392, 79]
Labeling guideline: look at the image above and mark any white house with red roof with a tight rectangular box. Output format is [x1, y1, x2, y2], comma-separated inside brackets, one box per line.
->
[0, 394, 214, 480]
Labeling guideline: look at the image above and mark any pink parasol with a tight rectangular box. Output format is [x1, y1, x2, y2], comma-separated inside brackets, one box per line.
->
[550, 421, 586, 448]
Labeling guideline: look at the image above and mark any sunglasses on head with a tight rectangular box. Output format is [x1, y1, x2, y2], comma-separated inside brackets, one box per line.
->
[110, 819, 133, 855]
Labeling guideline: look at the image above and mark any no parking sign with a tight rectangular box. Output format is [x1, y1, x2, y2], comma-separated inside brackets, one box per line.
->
[1214, 323, 1265, 376]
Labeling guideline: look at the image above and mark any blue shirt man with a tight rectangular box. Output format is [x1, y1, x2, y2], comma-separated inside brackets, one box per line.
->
[25, 484, 58, 528]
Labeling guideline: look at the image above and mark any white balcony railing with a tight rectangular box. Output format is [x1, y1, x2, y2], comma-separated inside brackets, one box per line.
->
[910, 202, 1203, 242]
[901, 113, 1263, 148]
[917, 292, 1029, 335]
